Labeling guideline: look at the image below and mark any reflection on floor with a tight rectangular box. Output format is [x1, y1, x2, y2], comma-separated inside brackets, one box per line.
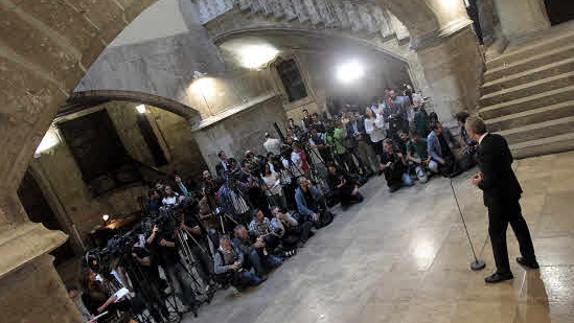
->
[184, 151, 574, 323]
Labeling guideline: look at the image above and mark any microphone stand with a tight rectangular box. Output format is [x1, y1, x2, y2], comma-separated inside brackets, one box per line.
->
[450, 179, 486, 271]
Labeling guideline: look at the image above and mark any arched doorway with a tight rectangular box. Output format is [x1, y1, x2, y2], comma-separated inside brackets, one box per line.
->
[17, 171, 75, 266]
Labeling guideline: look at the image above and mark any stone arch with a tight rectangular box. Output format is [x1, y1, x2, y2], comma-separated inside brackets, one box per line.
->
[213, 26, 411, 63]
[0, 0, 470, 199]
[67, 90, 202, 124]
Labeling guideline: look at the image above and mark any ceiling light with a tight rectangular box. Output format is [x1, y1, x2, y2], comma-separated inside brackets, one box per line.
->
[336, 60, 365, 84]
[239, 44, 279, 69]
[136, 104, 147, 114]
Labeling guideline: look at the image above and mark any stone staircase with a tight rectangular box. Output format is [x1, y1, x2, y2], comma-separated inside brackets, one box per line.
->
[479, 25, 574, 159]
[194, 0, 408, 40]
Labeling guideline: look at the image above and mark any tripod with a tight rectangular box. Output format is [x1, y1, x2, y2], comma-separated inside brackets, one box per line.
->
[175, 228, 215, 305]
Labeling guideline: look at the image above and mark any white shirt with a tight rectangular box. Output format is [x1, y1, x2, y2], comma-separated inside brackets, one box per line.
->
[263, 138, 282, 155]
[162, 193, 179, 206]
[291, 151, 301, 166]
[478, 132, 489, 145]
[371, 104, 384, 116]
[364, 116, 386, 143]
[262, 172, 282, 196]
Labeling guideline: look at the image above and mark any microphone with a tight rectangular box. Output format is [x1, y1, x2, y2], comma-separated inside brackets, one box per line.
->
[450, 178, 486, 271]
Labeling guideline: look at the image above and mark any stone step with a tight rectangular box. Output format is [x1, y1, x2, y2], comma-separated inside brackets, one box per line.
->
[485, 100, 574, 132]
[484, 43, 574, 83]
[481, 57, 574, 96]
[479, 85, 574, 119]
[510, 132, 574, 159]
[498, 116, 574, 145]
[487, 24, 574, 70]
[480, 71, 574, 107]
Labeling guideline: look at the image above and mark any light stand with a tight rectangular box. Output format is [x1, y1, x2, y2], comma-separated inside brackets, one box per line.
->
[450, 179, 486, 271]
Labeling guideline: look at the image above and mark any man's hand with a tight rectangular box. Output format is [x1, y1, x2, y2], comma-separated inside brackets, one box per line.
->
[231, 261, 241, 270]
[471, 173, 483, 186]
[152, 225, 159, 234]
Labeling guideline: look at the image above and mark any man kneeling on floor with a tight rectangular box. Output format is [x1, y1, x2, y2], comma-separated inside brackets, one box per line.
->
[295, 176, 334, 228]
[213, 235, 264, 290]
[380, 138, 413, 192]
[326, 163, 364, 208]
[233, 224, 282, 279]
[271, 208, 315, 255]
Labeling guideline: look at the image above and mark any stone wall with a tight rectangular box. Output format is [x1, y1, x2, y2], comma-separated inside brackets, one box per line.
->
[0, 0, 489, 321]
[31, 101, 206, 244]
[75, 0, 277, 120]
[192, 95, 288, 170]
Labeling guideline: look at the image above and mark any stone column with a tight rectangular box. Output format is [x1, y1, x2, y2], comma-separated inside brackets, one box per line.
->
[412, 23, 485, 121]
[493, 0, 550, 40]
[0, 194, 74, 323]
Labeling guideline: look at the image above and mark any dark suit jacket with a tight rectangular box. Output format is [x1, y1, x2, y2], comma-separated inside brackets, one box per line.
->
[478, 134, 522, 207]
[215, 160, 228, 180]
[346, 117, 367, 137]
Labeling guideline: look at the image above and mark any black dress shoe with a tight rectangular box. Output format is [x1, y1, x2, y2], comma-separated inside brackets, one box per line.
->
[516, 257, 540, 269]
[485, 272, 514, 284]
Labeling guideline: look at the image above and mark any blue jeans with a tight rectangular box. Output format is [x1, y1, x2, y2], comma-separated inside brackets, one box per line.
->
[239, 270, 263, 286]
[402, 172, 414, 186]
[249, 249, 283, 276]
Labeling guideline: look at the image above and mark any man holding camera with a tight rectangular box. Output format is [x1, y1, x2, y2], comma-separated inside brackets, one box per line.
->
[326, 163, 364, 208]
[213, 235, 264, 289]
[295, 176, 333, 227]
[147, 223, 198, 313]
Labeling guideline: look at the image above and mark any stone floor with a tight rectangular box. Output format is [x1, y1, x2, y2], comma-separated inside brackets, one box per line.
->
[184, 151, 574, 323]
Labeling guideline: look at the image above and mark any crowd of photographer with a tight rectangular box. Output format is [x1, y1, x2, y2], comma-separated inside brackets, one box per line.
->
[69, 85, 478, 323]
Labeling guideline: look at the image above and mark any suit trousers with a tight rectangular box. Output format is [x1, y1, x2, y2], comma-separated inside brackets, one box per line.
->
[487, 198, 536, 274]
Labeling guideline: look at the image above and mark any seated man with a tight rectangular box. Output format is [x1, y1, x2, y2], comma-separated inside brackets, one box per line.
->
[271, 208, 314, 254]
[399, 129, 429, 183]
[232, 225, 282, 278]
[427, 122, 459, 177]
[380, 138, 413, 192]
[455, 111, 478, 170]
[326, 163, 364, 208]
[248, 209, 281, 251]
[213, 235, 264, 289]
[295, 177, 333, 227]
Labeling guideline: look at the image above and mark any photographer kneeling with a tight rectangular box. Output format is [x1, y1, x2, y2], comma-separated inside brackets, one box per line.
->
[213, 235, 264, 289]
[326, 163, 364, 208]
[271, 208, 314, 254]
[295, 176, 334, 228]
[232, 225, 282, 278]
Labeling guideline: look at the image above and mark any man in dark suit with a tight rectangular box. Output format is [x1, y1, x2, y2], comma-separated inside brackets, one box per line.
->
[215, 150, 230, 181]
[466, 117, 538, 284]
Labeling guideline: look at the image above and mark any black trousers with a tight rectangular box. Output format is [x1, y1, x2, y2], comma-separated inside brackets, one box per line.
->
[487, 198, 536, 274]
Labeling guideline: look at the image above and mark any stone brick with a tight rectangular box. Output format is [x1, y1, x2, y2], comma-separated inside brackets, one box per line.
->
[0, 5, 80, 87]
[12, 0, 100, 55]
